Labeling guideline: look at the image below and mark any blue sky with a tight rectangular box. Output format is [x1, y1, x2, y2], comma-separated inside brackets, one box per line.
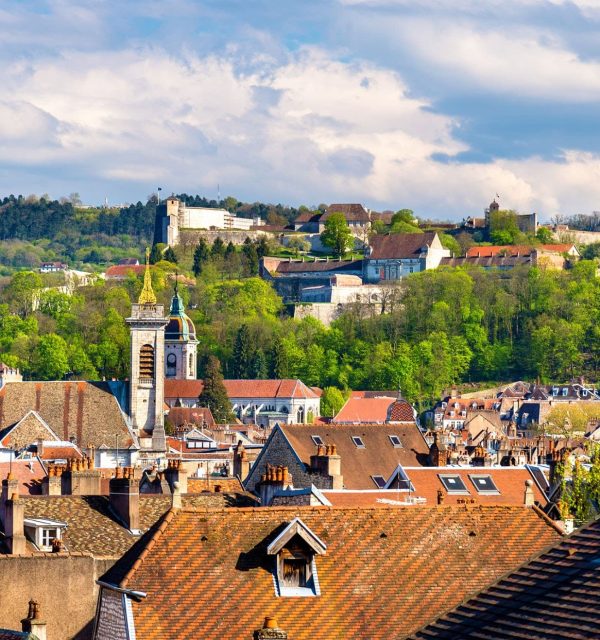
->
[1, 0, 600, 219]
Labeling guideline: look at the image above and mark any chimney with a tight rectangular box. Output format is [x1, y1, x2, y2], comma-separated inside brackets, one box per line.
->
[256, 465, 293, 506]
[254, 617, 287, 640]
[21, 600, 47, 640]
[164, 459, 188, 495]
[310, 444, 343, 490]
[109, 468, 140, 533]
[42, 465, 63, 496]
[437, 488, 445, 505]
[524, 479, 535, 506]
[171, 481, 182, 509]
[1, 472, 19, 526]
[233, 441, 251, 481]
[429, 432, 448, 467]
[5, 492, 26, 554]
[63, 457, 102, 495]
[36, 438, 44, 458]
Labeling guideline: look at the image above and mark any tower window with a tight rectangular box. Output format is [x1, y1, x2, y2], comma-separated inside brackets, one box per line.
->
[166, 353, 177, 378]
[140, 344, 155, 378]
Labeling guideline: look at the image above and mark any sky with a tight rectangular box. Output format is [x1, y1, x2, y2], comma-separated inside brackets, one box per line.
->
[1, 0, 600, 219]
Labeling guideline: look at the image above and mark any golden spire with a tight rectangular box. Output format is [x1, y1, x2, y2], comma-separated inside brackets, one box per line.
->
[138, 247, 157, 305]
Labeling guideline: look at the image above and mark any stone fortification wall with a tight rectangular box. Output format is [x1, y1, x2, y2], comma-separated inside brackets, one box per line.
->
[178, 228, 277, 249]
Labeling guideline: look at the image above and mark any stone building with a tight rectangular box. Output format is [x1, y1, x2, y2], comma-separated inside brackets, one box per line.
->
[164, 283, 198, 380]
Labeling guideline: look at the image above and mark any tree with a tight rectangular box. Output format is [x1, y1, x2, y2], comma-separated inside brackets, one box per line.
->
[211, 237, 225, 258]
[536, 227, 554, 243]
[193, 239, 210, 276]
[242, 241, 259, 276]
[288, 236, 310, 256]
[163, 247, 178, 263]
[3, 271, 43, 318]
[392, 209, 416, 225]
[149, 243, 162, 264]
[489, 210, 520, 244]
[225, 242, 236, 258]
[197, 355, 235, 423]
[439, 234, 461, 257]
[320, 213, 353, 258]
[31, 333, 70, 380]
[250, 349, 268, 378]
[320, 387, 346, 418]
[390, 221, 422, 234]
[232, 324, 253, 378]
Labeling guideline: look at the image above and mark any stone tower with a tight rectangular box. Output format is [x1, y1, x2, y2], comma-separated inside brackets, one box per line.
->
[126, 250, 168, 451]
[165, 280, 198, 380]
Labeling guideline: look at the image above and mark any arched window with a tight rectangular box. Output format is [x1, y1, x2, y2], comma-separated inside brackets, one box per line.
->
[189, 352, 194, 375]
[140, 344, 155, 378]
[166, 353, 177, 378]
[297, 406, 305, 423]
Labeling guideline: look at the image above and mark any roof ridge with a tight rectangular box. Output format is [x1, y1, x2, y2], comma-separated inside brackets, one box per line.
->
[120, 508, 178, 588]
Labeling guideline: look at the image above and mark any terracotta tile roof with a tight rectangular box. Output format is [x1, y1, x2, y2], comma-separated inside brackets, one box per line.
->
[275, 259, 363, 274]
[323, 203, 370, 222]
[280, 423, 430, 488]
[187, 477, 245, 494]
[0, 382, 134, 449]
[0, 459, 46, 495]
[368, 232, 438, 260]
[440, 256, 532, 268]
[410, 514, 600, 639]
[38, 445, 83, 461]
[16, 493, 252, 557]
[166, 407, 215, 429]
[388, 399, 417, 422]
[224, 379, 320, 399]
[399, 466, 549, 507]
[333, 397, 395, 423]
[118, 504, 562, 640]
[104, 265, 146, 279]
[0, 631, 39, 640]
[165, 379, 320, 401]
[466, 245, 536, 258]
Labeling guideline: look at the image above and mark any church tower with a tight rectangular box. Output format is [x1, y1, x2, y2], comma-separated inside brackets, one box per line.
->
[126, 250, 168, 452]
[165, 280, 198, 380]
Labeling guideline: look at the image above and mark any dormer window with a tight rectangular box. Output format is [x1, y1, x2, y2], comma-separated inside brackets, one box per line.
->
[267, 518, 327, 597]
[388, 435, 402, 448]
[562, 388, 568, 396]
[311, 435, 324, 446]
[24, 517, 67, 552]
[552, 387, 559, 396]
[352, 436, 365, 448]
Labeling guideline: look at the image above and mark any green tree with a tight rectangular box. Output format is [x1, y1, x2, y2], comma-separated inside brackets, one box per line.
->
[163, 247, 178, 263]
[320, 213, 354, 258]
[489, 210, 520, 244]
[536, 227, 554, 243]
[192, 239, 210, 276]
[198, 355, 235, 423]
[3, 271, 43, 318]
[390, 221, 423, 234]
[250, 348, 268, 378]
[232, 324, 253, 378]
[149, 243, 162, 264]
[31, 333, 70, 380]
[242, 241, 259, 276]
[288, 236, 310, 256]
[211, 237, 225, 258]
[392, 209, 415, 225]
[320, 387, 346, 418]
[225, 242, 236, 258]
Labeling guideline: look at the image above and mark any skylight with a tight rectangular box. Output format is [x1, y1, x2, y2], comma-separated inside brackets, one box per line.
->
[438, 474, 469, 494]
[372, 475, 386, 488]
[469, 475, 499, 494]
[352, 436, 366, 448]
[388, 435, 402, 448]
[311, 435, 324, 446]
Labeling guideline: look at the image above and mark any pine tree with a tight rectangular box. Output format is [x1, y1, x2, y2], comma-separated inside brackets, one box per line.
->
[225, 241, 236, 258]
[192, 239, 210, 276]
[250, 348, 268, 378]
[211, 237, 225, 258]
[242, 242, 259, 276]
[232, 324, 253, 378]
[198, 356, 235, 423]
[149, 243, 162, 264]
[163, 246, 178, 263]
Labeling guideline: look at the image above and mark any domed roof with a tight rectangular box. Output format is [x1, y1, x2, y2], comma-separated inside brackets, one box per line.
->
[386, 398, 417, 423]
[165, 288, 197, 342]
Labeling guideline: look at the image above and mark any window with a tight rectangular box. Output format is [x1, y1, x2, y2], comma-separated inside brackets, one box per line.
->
[385, 466, 414, 491]
[352, 436, 366, 448]
[311, 435, 324, 446]
[562, 388, 568, 396]
[552, 387, 559, 396]
[189, 353, 194, 374]
[166, 353, 177, 378]
[388, 435, 402, 448]
[372, 475, 386, 488]
[41, 528, 58, 548]
[139, 344, 155, 378]
[438, 474, 469, 494]
[469, 475, 499, 494]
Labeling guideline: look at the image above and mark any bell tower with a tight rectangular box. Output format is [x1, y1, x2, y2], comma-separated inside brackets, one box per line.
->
[165, 279, 198, 380]
[126, 249, 168, 452]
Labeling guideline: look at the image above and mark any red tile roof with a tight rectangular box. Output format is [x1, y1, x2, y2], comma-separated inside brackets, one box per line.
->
[105, 264, 147, 278]
[164, 379, 203, 400]
[117, 504, 562, 640]
[466, 244, 576, 259]
[333, 397, 395, 423]
[411, 513, 600, 639]
[388, 399, 417, 422]
[164, 379, 319, 401]
[0, 459, 46, 495]
[368, 232, 438, 260]
[166, 407, 215, 429]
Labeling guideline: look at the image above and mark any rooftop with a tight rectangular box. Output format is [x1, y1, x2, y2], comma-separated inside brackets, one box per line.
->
[368, 232, 439, 260]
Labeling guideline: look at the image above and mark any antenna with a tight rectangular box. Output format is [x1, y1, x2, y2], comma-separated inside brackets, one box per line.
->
[217, 184, 221, 203]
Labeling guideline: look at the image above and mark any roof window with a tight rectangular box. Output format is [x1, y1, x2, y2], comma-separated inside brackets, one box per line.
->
[562, 388, 568, 396]
[438, 474, 469, 494]
[372, 475, 386, 488]
[385, 465, 414, 491]
[552, 387, 559, 395]
[352, 436, 366, 448]
[311, 435, 324, 446]
[267, 518, 326, 597]
[388, 435, 402, 448]
[469, 475, 499, 494]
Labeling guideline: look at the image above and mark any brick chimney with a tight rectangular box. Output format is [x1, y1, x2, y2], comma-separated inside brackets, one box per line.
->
[310, 444, 343, 489]
[254, 616, 287, 639]
[42, 464, 63, 496]
[5, 492, 26, 554]
[164, 459, 188, 495]
[429, 432, 448, 467]
[0, 472, 19, 526]
[109, 467, 140, 533]
[524, 479, 535, 506]
[21, 600, 47, 640]
[256, 465, 293, 506]
[63, 456, 102, 495]
[233, 441, 251, 481]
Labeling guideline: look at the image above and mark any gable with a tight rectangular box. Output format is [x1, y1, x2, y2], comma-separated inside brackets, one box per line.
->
[0, 411, 60, 449]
